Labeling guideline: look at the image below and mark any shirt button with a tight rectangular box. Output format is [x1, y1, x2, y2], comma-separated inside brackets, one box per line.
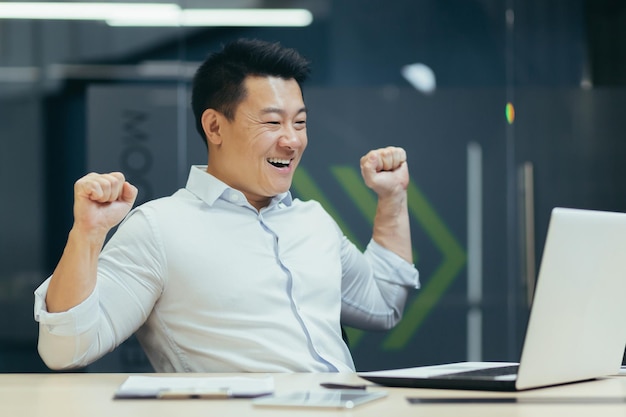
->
[230, 192, 240, 202]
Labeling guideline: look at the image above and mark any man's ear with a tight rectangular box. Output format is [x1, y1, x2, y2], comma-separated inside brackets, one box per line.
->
[201, 109, 223, 145]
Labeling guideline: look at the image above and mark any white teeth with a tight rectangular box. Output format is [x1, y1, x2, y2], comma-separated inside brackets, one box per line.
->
[267, 158, 291, 165]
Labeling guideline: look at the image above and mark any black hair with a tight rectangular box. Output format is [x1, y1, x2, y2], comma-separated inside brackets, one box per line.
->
[191, 38, 311, 146]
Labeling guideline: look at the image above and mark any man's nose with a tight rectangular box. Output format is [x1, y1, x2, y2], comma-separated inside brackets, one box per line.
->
[279, 126, 304, 148]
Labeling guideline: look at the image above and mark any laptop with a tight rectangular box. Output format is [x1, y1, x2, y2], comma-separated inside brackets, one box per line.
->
[359, 207, 626, 391]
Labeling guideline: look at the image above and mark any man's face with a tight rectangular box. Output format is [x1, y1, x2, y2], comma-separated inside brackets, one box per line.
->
[207, 76, 308, 210]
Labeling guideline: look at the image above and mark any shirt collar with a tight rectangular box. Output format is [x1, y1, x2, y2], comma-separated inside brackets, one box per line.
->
[185, 165, 293, 208]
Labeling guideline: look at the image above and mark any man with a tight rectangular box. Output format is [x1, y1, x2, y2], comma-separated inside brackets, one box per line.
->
[34, 38, 419, 373]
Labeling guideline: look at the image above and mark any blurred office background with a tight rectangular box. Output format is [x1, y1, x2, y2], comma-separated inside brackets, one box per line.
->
[1, 0, 625, 372]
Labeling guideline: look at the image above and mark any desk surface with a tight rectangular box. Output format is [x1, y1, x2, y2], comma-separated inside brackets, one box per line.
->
[1, 372, 626, 416]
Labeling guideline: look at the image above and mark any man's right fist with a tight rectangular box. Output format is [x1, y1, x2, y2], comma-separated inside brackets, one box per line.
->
[73, 172, 138, 234]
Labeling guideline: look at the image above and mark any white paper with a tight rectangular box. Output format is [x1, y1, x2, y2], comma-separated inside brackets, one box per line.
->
[115, 375, 274, 398]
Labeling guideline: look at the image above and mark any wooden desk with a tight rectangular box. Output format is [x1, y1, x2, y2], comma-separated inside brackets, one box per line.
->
[1, 372, 626, 416]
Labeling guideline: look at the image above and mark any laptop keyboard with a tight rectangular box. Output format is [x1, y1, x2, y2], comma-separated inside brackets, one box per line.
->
[439, 365, 519, 379]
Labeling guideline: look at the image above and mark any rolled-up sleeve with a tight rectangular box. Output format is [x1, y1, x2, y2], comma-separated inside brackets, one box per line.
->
[340, 238, 419, 330]
[34, 280, 103, 369]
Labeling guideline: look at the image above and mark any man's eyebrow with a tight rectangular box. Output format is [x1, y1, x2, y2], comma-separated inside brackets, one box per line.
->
[260, 106, 307, 115]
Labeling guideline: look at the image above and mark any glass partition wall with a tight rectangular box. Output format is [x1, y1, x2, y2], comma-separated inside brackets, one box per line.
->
[1, 0, 624, 372]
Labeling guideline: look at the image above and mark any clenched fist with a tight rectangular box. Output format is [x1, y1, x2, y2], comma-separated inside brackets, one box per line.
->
[73, 172, 138, 237]
[360, 146, 409, 197]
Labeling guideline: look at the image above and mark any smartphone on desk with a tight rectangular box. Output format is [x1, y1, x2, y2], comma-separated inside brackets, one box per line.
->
[252, 390, 387, 409]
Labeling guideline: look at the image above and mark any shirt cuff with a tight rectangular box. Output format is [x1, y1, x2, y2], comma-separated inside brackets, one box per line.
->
[366, 239, 420, 289]
[33, 277, 100, 336]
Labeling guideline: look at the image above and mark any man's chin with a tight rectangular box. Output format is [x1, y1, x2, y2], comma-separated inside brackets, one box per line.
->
[273, 178, 294, 191]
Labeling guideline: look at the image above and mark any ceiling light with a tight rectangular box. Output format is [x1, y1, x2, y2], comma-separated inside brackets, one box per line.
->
[0, 2, 180, 21]
[107, 8, 314, 27]
[0, 3, 313, 28]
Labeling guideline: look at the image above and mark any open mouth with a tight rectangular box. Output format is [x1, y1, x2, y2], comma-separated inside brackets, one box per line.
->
[267, 157, 292, 168]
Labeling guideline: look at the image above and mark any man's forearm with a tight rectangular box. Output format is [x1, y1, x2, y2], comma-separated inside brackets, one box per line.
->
[371, 190, 413, 264]
[45, 227, 105, 313]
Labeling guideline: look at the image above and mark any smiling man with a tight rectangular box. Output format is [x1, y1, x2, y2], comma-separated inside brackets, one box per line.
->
[34, 39, 419, 373]
[202, 75, 308, 210]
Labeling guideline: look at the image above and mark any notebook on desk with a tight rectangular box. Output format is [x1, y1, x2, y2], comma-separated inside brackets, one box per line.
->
[360, 207, 626, 392]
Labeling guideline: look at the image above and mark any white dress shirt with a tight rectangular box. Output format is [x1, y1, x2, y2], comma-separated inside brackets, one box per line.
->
[35, 166, 419, 373]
